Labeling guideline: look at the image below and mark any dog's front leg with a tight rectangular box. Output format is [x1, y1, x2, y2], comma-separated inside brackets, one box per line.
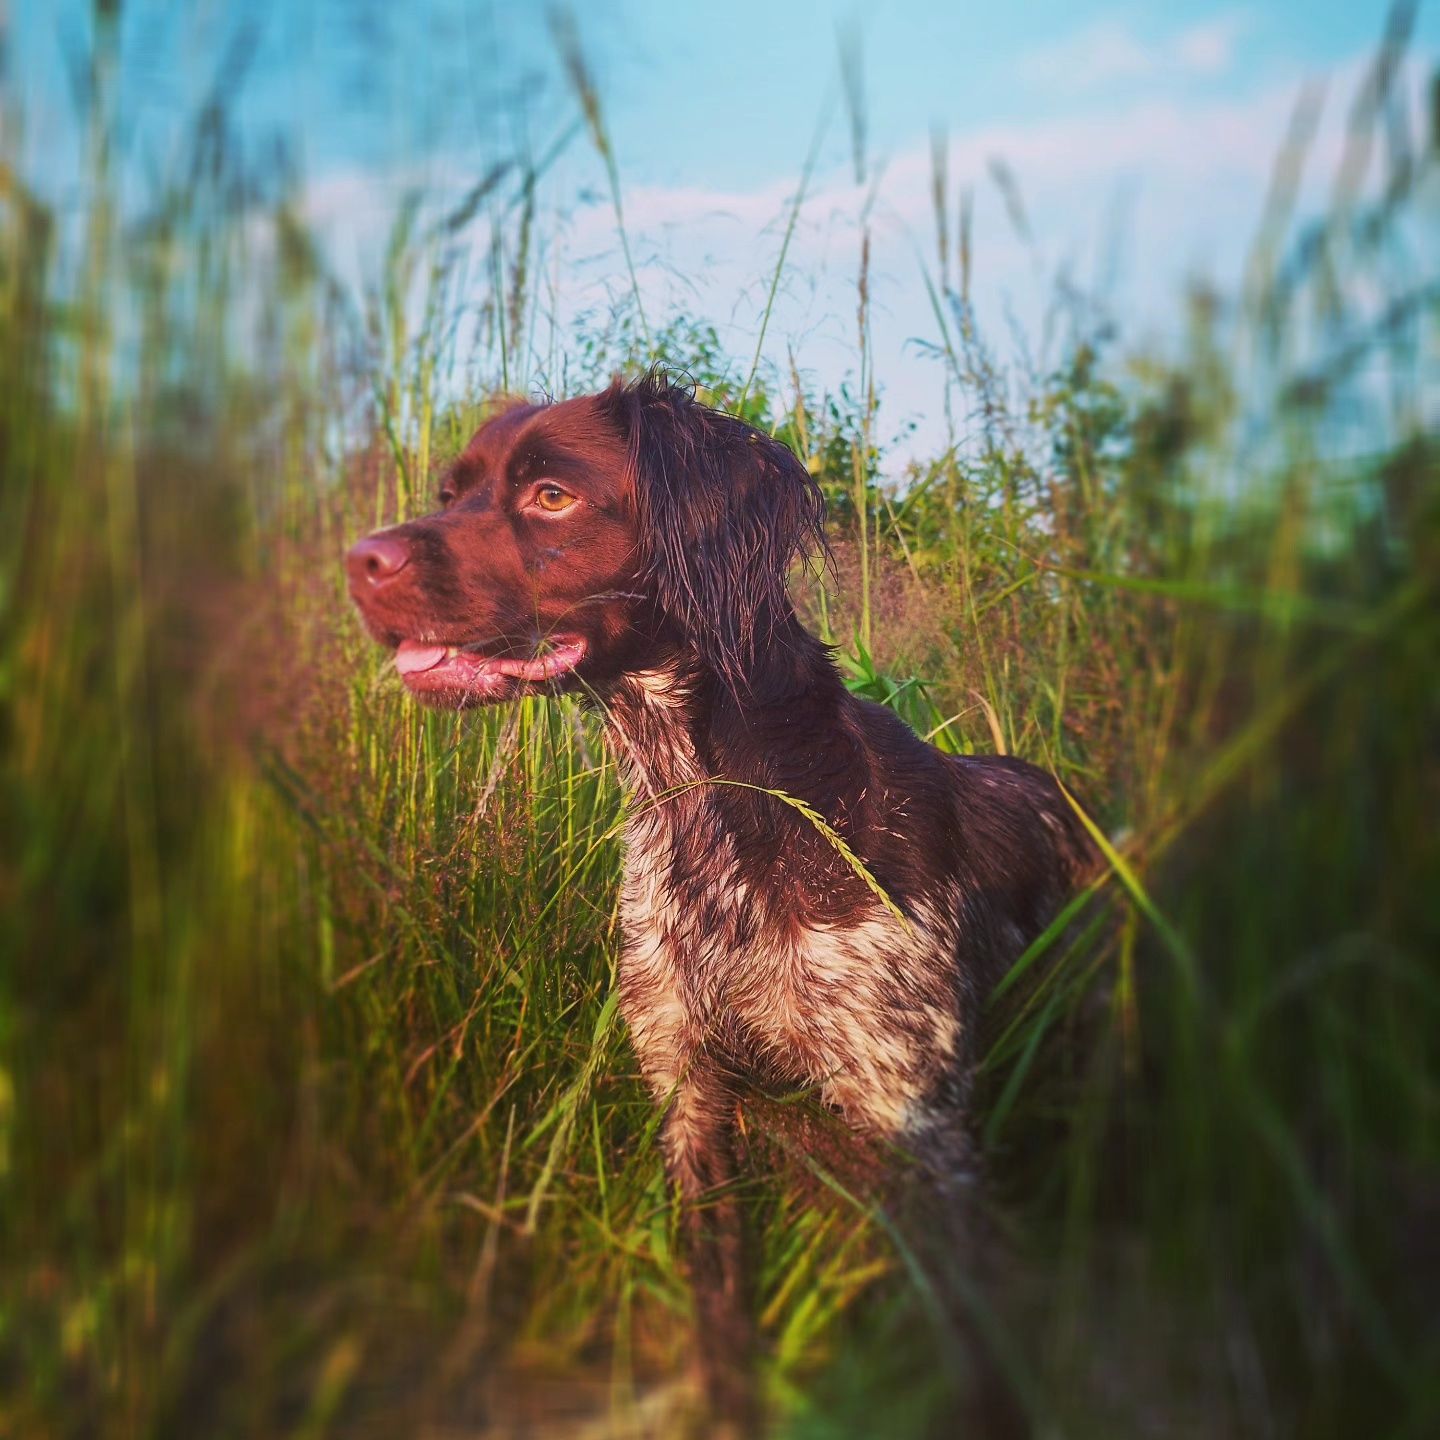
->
[662, 1066, 757, 1435]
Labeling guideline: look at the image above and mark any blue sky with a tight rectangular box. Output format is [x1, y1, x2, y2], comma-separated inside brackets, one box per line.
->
[9, 1, 1435, 460]
[40, 1, 1407, 187]
[550, 1, 1428, 188]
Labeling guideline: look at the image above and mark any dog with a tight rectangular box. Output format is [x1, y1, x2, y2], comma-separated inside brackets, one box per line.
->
[346, 371, 1096, 1430]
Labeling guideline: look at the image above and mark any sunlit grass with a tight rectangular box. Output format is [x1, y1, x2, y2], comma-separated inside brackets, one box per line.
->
[2, 6, 1438, 1438]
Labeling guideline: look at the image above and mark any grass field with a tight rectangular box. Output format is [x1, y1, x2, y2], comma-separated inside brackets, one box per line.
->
[3, 7, 1438, 1437]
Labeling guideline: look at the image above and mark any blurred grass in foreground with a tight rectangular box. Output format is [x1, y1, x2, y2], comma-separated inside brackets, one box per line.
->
[2, 5, 1439, 1437]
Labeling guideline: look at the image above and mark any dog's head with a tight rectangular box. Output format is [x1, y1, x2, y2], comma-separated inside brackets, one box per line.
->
[346, 372, 826, 707]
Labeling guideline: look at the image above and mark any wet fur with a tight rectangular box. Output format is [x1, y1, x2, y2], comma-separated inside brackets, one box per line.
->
[348, 372, 1097, 1431]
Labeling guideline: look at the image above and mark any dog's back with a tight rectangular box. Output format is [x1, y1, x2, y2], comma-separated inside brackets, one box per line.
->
[942, 750, 1098, 980]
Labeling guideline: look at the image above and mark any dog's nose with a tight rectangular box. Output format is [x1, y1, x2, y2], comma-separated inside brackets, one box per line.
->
[347, 535, 411, 589]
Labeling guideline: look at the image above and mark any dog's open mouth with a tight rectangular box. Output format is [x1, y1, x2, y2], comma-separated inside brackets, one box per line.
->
[393, 636, 587, 702]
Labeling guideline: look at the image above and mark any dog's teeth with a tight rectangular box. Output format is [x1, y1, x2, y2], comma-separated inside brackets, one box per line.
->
[445, 646, 458, 658]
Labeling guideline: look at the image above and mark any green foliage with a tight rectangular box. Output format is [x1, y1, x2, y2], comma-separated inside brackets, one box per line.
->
[836, 640, 966, 757]
[2, 9, 1438, 1439]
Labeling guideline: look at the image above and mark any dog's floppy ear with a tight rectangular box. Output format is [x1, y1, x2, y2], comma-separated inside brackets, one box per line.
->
[600, 370, 827, 691]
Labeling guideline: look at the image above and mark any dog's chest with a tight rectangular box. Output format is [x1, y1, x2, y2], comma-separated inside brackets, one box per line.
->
[616, 802, 964, 1138]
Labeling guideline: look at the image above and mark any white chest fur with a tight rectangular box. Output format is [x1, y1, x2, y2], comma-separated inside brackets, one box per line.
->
[604, 665, 964, 1141]
[616, 802, 962, 1141]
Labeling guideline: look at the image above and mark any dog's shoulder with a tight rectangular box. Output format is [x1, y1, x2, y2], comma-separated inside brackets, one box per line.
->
[945, 750, 1099, 890]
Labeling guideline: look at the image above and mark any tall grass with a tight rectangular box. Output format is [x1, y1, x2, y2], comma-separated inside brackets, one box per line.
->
[2, 6, 1438, 1438]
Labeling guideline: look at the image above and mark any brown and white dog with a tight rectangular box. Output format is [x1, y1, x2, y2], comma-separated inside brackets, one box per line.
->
[346, 371, 1095, 1429]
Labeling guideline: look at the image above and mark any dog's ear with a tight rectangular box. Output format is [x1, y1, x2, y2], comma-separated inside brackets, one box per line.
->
[600, 370, 827, 691]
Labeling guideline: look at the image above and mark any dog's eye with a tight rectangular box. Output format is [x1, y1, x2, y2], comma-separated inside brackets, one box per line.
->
[437, 488, 456, 508]
[532, 484, 576, 513]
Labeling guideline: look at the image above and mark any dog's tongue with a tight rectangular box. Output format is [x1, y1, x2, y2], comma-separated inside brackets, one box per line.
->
[493, 641, 586, 681]
[395, 641, 448, 675]
[393, 637, 586, 683]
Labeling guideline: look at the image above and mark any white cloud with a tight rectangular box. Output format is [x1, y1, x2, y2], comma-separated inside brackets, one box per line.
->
[1023, 19, 1159, 89]
[1175, 15, 1251, 76]
[1023, 12, 1250, 93]
[294, 47, 1428, 471]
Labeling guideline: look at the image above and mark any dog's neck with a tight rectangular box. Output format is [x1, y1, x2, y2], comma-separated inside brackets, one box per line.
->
[598, 612, 854, 807]
[597, 613, 905, 932]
